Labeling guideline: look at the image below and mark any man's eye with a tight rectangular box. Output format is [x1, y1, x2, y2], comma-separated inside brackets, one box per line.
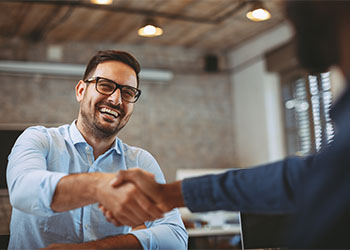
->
[99, 83, 114, 91]
[123, 88, 136, 97]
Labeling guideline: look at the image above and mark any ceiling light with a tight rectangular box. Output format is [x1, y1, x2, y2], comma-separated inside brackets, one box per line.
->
[246, 1, 271, 22]
[138, 18, 163, 37]
[90, 0, 113, 5]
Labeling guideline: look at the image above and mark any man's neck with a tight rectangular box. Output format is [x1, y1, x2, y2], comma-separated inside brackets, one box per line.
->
[76, 120, 116, 160]
[87, 136, 115, 160]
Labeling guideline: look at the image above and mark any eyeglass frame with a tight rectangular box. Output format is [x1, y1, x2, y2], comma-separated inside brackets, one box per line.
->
[84, 76, 142, 103]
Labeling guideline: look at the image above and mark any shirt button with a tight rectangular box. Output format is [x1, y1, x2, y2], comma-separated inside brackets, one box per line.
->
[85, 146, 89, 152]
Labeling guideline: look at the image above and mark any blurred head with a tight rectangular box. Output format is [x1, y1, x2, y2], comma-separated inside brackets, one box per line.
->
[286, 0, 350, 74]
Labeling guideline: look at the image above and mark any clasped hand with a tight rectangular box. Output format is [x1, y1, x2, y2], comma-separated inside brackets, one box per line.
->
[97, 169, 174, 227]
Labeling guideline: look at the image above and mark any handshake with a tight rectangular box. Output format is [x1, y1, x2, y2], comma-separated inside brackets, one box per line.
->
[96, 168, 185, 227]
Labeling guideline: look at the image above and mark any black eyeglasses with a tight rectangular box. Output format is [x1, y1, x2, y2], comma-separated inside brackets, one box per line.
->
[85, 76, 141, 103]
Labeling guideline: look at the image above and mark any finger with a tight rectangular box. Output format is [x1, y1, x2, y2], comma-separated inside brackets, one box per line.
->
[108, 199, 147, 226]
[105, 210, 114, 222]
[125, 185, 164, 222]
[103, 210, 123, 226]
[109, 192, 155, 226]
[110, 217, 121, 227]
[111, 169, 153, 189]
[120, 170, 161, 204]
[98, 204, 106, 213]
[100, 205, 134, 227]
[110, 171, 124, 187]
[133, 189, 164, 219]
[125, 199, 159, 223]
[112, 208, 142, 227]
[103, 208, 138, 227]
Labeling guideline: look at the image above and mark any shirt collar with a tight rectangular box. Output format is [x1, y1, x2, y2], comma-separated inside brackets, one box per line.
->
[69, 120, 122, 155]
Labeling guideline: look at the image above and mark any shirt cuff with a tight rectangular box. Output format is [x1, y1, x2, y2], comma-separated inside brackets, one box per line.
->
[129, 229, 155, 249]
[181, 175, 215, 212]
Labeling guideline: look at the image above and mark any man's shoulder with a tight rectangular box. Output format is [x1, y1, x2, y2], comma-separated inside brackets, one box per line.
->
[24, 124, 69, 132]
[22, 124, 70, 142]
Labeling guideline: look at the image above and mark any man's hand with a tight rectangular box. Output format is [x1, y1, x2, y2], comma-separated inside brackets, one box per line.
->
[99, 168, 185, 225]
[113, 169, 185, 210]
[95, 174, 164, 227]
[111, 169, 172, 212]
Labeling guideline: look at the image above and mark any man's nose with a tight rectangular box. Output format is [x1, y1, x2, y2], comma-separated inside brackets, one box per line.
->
[107, 88, 122, 105]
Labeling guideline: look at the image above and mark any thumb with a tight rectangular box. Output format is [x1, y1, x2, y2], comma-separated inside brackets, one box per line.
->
[110, 170, 127, 187]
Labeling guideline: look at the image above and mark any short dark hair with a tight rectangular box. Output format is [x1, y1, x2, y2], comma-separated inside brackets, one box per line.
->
[286, 1, 349, 74]
[83, 50, 141, 87]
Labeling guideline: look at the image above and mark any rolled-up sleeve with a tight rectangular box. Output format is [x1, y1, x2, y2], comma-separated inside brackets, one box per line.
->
[6, 127, 67, 216]
[130, 209, 188, 249]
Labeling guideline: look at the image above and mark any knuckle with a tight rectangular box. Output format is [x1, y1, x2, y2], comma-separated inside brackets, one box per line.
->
[117, 170, 126, 177]
[144, 202, 153, 210]
[126, 185, 138, 195]
[118, 203, 127, 211]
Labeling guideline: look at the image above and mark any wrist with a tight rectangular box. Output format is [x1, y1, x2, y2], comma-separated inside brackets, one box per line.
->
[162, 180, 185, 209]
[94, 172, 115, 204]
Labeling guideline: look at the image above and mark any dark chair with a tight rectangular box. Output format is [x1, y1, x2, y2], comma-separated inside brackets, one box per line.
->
[240, 213, 291, 249]
[0, 234, 9, 250]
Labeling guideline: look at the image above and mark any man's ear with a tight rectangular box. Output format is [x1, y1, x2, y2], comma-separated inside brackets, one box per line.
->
[75, 80, 87, 102]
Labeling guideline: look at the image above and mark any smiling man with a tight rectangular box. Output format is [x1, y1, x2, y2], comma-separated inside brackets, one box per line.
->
[6, 50, 188, 250]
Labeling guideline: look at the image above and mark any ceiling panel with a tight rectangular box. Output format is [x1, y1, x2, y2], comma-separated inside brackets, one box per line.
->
[0, 0, 286, 52]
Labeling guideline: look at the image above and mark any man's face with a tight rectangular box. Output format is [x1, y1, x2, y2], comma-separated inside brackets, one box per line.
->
[76, 61, 138, 138]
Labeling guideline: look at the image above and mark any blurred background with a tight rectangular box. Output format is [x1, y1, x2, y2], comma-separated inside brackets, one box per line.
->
[0, 0, 346, 248]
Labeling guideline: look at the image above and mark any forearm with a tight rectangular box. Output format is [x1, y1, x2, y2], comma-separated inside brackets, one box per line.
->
[81, 234, 142, 249]
[43, 234, 142, 250]
[51, 172, 112, 212]
[182, 156, 310, 213]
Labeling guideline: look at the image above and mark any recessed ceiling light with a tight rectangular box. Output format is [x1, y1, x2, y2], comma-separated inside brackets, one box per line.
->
[138, 19, 163, 37]
[246, 1, 271, 22]
[90, 0, 113, 5]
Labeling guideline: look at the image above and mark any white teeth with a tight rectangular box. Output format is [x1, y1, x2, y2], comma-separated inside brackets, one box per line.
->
[100, 107, 119, 118]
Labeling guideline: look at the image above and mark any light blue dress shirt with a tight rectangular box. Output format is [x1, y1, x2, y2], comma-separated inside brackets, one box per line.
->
[6, 121, 188, 250]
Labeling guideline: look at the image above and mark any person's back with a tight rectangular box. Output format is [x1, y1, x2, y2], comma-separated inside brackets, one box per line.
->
[289, 87, 350, 248]
[285, 2, 350, 246]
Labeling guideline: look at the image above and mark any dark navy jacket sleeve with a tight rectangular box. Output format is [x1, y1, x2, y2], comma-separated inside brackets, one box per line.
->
[182, 156, 313, 214]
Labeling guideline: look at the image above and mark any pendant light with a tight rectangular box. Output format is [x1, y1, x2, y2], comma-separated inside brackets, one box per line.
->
[138, 18, 163, 37]
[246, 0, 271, 22]
[90, 0, 113, 5]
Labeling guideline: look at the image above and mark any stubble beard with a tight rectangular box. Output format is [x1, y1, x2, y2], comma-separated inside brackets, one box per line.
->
[80, 101, 130, 139]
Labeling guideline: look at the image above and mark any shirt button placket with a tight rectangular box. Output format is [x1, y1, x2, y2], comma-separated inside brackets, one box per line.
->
[85, 146, 93, 166]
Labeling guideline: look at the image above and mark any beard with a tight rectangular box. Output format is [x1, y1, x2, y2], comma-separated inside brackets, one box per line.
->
[79, 99, 130, 139]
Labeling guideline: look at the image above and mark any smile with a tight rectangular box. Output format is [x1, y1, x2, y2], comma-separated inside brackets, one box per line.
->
[99, 107, 120, 118]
